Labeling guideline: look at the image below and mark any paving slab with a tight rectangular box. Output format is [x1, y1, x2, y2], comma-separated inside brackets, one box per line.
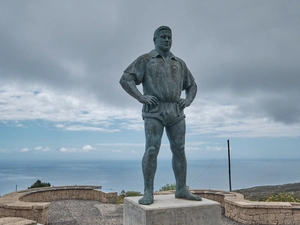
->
[0, 217, 37, 225]
[48, 200, 245, 225]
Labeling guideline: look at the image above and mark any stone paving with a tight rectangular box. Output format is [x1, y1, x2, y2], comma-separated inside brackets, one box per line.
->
[48, 200, 246, 225]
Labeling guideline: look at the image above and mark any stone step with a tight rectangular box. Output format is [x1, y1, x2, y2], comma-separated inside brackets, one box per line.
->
[0, 217, 37, 225]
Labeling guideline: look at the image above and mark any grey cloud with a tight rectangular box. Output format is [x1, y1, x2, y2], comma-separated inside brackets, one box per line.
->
[257, 93, 300, 124]
[1, 0, 300, 125]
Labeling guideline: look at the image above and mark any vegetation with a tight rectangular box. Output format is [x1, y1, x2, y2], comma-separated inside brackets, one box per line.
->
[117, 190, 142, 204]
[235, 182, 300, 202]
[117, 183, 192, 204]
[123, 191, 143, 197]
[28, 179, 51, 189]
[159, 183, 176, 191]
[266, 192, 300, 203]
[158, 183, 189, 191]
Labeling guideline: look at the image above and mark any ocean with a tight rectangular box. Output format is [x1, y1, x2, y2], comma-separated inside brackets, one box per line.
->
[0, 158, 299, 196]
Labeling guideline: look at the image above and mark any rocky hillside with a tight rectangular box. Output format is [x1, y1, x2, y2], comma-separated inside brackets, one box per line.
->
[234, 182, 300, 201]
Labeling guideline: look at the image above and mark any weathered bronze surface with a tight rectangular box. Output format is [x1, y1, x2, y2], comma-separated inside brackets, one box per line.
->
[120, 26, 201, 205]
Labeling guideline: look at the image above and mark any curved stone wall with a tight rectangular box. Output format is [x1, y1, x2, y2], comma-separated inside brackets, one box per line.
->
[19, 186, 117, 203]
[0, 185, 118, 225]
[192, 189, 300, 225]
[2, 187, 300, 225]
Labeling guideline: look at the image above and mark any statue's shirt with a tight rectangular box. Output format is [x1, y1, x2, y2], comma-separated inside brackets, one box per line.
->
[124, 50, 195, 102]
[124, 50, 195, 126]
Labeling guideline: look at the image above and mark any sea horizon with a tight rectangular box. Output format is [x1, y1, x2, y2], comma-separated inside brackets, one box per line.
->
[1, 158, 299, 196]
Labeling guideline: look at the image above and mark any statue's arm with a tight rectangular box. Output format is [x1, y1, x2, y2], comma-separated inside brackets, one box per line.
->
[120, 73, 158, 106]
[178, 81, 197, 109]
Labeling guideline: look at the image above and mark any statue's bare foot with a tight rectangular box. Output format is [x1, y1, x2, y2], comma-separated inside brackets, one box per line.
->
[138, 192, 154, 205]
[175, 187, 202, 201]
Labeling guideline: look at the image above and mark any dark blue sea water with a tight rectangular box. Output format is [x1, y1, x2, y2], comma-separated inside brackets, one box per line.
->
[0, 158, 299, 196]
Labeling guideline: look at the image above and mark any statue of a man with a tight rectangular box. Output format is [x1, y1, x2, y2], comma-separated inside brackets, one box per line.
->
[120, 26, 202, 205]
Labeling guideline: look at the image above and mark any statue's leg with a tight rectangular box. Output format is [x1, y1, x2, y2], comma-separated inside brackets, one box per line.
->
[166, 119, 202, 201]
[139, 118, 164, 205]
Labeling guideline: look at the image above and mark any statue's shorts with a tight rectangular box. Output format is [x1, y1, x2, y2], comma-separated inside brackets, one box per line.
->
[142, 101, 185, 127]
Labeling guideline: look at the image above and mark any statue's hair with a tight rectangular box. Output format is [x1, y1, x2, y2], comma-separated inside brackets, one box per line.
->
[153, 26, 172, 42]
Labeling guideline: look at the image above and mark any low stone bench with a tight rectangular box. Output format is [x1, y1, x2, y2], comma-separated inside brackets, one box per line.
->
[0, 217, 37, 225]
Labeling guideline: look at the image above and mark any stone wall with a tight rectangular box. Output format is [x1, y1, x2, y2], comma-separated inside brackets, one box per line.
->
[2, 186, 300, 225]
[20, 186, 117, 204]
[0, 186, 118, 225]
[192, 189, 300, 225]
[0, 195, 49, 224]
[224, 196, 300, 225]
[192, 190, 236, 208]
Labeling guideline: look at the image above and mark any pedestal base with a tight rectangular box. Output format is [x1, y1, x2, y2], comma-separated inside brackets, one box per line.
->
[123, 194, 221, 225]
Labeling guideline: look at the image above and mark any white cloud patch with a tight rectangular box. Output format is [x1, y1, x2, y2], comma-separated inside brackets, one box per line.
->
[14, 123, 24, 127]
[63, 125, 120, 132]
[121, 120, 144, 131]
[82, 145, 95, 152]
[34, 146, 50, 152]
[96, 142, 144, 147]
[55, 124, 65, 128]
[0, 82, 136, 131]
[21, 148, 29, 152]
[59, 147, 77, 152]
[205, 146, 224, 152]
[59, 147, 68, 152]
[34, 146, 43, 151]
[186, 100, 300, 138]
[186, 147, 200, 152]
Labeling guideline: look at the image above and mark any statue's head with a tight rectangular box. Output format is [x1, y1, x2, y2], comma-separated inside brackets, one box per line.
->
[153, 26, 172, 52]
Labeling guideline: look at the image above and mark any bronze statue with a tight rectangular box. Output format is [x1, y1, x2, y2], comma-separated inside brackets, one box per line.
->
[120, 26, 201, 205]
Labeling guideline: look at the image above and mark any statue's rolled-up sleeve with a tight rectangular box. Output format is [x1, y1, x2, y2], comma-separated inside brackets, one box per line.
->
[124, 55, 147, 85]
[181, 61, 195, 91]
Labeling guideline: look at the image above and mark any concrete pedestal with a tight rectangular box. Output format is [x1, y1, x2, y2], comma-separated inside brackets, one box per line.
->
[123, 194, 221, 225]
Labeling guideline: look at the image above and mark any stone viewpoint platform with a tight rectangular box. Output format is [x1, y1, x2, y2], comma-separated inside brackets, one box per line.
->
[1, 186, 300, 224]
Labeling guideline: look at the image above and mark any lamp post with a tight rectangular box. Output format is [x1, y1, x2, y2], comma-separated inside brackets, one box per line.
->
[227, 139, 232, 191]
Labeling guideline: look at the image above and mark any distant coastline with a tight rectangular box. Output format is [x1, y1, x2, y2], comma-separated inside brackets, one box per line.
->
[1, 158, 299, 197]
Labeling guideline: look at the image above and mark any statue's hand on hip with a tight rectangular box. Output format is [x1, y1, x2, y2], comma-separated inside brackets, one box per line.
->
[139, 95, 158, 106]
[178, 98, 190, 109]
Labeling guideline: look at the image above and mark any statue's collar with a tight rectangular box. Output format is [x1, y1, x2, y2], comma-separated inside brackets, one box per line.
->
[149, 50, 178, 61]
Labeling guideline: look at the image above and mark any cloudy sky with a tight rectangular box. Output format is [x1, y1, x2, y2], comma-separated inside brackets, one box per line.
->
[1, 0, 300, 161]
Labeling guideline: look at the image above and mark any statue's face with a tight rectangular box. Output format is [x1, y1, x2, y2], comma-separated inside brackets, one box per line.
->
[155, 30, 172, 52]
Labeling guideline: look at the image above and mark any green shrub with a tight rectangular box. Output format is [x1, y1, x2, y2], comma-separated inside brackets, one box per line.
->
[266, 192, 300, 203]
[125, 191, 142, 197]
[28, 180, 51, 189]
[159, 183, 176, 191]
[294, 191, 300, 200]
[159, 183, 190, 191]
[117, 190, 142, 204]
